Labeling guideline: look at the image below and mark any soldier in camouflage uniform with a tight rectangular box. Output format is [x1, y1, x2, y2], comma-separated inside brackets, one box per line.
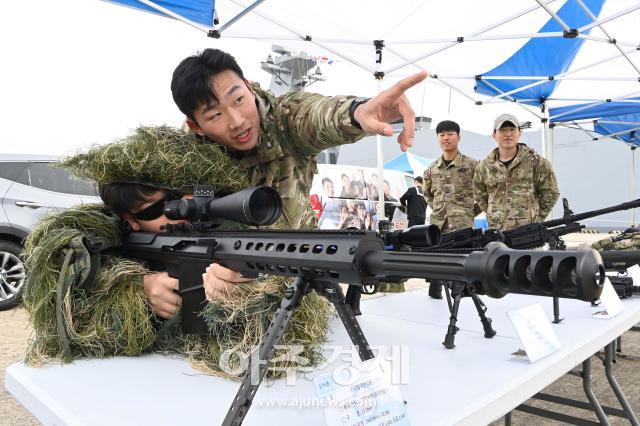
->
[423, 120, 479, 298]
[423, 120, 479, 232]
[473, 114, 560, 231]
[171, 48, 427, 291]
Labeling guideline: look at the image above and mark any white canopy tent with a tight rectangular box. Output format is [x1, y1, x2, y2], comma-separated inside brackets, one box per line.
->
[104, 0, 640, 218]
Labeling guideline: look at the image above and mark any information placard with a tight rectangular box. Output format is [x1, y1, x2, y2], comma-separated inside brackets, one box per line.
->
[313, 358, 410, 426]
[507, 303, 561, 362]
[593, 278, 624, 319]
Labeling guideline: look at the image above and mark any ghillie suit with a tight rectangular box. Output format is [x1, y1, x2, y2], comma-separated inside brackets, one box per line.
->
[23, 126, 331, 379]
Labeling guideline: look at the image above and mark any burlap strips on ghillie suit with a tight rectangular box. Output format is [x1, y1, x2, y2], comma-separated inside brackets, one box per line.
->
[23, 126, 331, 379]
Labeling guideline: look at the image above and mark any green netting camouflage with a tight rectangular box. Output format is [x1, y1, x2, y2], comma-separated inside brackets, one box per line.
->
[22, 125, 332, 379]
[59, 125, 249, 191]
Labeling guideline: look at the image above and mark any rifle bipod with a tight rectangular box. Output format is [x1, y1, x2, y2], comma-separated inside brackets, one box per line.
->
[223, 278, 375, 426]
[442, 281, 497, 349]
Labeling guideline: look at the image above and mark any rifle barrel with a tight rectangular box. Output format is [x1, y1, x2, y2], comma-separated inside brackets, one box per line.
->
[363, 242, 604, 301]
[543, 199, 640, 228]
[600, 249, 640, 270]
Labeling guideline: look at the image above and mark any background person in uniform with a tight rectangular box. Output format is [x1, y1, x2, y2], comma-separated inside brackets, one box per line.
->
[399, 176, 428, 227]
[473, 114, 560, 231]
[423, 120, 479, 298]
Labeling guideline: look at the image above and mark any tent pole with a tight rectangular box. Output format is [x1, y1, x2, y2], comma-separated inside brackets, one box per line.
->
[632, 147, 636, 226]
[374, 41, 387, 222]
[540, 103, 548, 159]
[376, 78, 386, 221]
[549, 124, 556, 218]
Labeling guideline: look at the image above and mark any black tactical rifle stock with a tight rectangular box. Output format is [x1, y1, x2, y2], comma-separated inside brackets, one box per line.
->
[119, 186, 606, 426]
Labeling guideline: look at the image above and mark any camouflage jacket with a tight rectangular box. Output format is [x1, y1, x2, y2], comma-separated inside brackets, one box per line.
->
[473, 143, 559, 230]
[423, 151, 478, 231]
[233, 85, 366, 229]
[592, 233, 640, 251]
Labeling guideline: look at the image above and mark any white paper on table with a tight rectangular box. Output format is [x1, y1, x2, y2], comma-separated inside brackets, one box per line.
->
[626, 264, 640, 287]
[507, 303, 561, 363]
[313, 358, 410, 426]
[593, 278, 624, 319]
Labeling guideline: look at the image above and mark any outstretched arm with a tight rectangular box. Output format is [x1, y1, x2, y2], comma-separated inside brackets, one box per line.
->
[353, 71, 428, 151]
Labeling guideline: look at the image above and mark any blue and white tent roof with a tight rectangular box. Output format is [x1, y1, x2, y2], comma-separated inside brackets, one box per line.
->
[101, 0, 640, 138]
[384, 152, 434, 176]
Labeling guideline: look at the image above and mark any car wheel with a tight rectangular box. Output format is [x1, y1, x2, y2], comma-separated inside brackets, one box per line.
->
[0, 241, 26, 311]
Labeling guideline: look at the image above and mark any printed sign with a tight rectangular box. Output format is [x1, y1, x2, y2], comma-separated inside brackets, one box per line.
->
[593, 278, 624, 319]
[626, 264, 640, 287]
[313, 358, 410, 426]
[507, 303, 561, 362]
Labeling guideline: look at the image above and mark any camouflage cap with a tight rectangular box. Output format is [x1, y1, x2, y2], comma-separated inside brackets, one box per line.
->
[59, 126, 249, 192]
[493, 113, 520, 130]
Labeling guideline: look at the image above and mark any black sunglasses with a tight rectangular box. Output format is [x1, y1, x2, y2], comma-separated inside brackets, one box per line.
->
[131, 191, 184, 221]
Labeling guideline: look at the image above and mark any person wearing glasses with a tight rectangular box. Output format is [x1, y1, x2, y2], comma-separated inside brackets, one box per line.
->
[473, 114, 559, 231]
[22, 126, 330, 371]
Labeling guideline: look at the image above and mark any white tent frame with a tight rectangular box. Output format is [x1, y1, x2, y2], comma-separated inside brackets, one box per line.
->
[124, 0, 640, 220]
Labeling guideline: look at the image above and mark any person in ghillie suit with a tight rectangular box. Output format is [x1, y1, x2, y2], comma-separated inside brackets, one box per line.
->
[22, 126, 331, 380]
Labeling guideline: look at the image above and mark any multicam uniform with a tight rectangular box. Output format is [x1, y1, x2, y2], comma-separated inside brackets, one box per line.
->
[473, 143, 559, 231]
[234, 85, 365, 229]
[592, 233, 640, 251]
[423, 152, 479, 232]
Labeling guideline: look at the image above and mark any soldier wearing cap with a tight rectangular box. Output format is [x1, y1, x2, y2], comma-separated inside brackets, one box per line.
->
[473, 114, 560, 231]
[423, 119, 479, 298]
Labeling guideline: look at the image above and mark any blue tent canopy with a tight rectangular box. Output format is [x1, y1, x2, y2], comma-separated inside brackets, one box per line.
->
[105, 0, 215, 26]
[595, 114, 640, 145]
[384, 152, 434, 175]
[550, 97, 640, 121]
[549, 98, 640, 145]
[475, 0, 606, 106]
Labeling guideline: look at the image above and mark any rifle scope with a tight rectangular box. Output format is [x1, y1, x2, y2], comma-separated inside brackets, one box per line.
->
[382, 224, 442, 249]
[164, 186, 282, 226]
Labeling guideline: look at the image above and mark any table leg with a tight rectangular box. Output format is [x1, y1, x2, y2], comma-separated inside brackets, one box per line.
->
[582, 357, 610, 425]
[504, 411, 512, 425]
[604, 342, 640, 426]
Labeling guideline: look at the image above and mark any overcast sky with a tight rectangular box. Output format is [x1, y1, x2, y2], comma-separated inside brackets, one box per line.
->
[1, 0, 637, 155]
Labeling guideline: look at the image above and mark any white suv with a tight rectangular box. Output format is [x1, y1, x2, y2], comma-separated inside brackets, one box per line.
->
[0, 155, 101, 310]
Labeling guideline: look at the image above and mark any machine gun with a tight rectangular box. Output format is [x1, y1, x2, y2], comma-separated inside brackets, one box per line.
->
[120, 186, 605, 426]
[420, 198, 640, 325]
[428, 198, 640, 252]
